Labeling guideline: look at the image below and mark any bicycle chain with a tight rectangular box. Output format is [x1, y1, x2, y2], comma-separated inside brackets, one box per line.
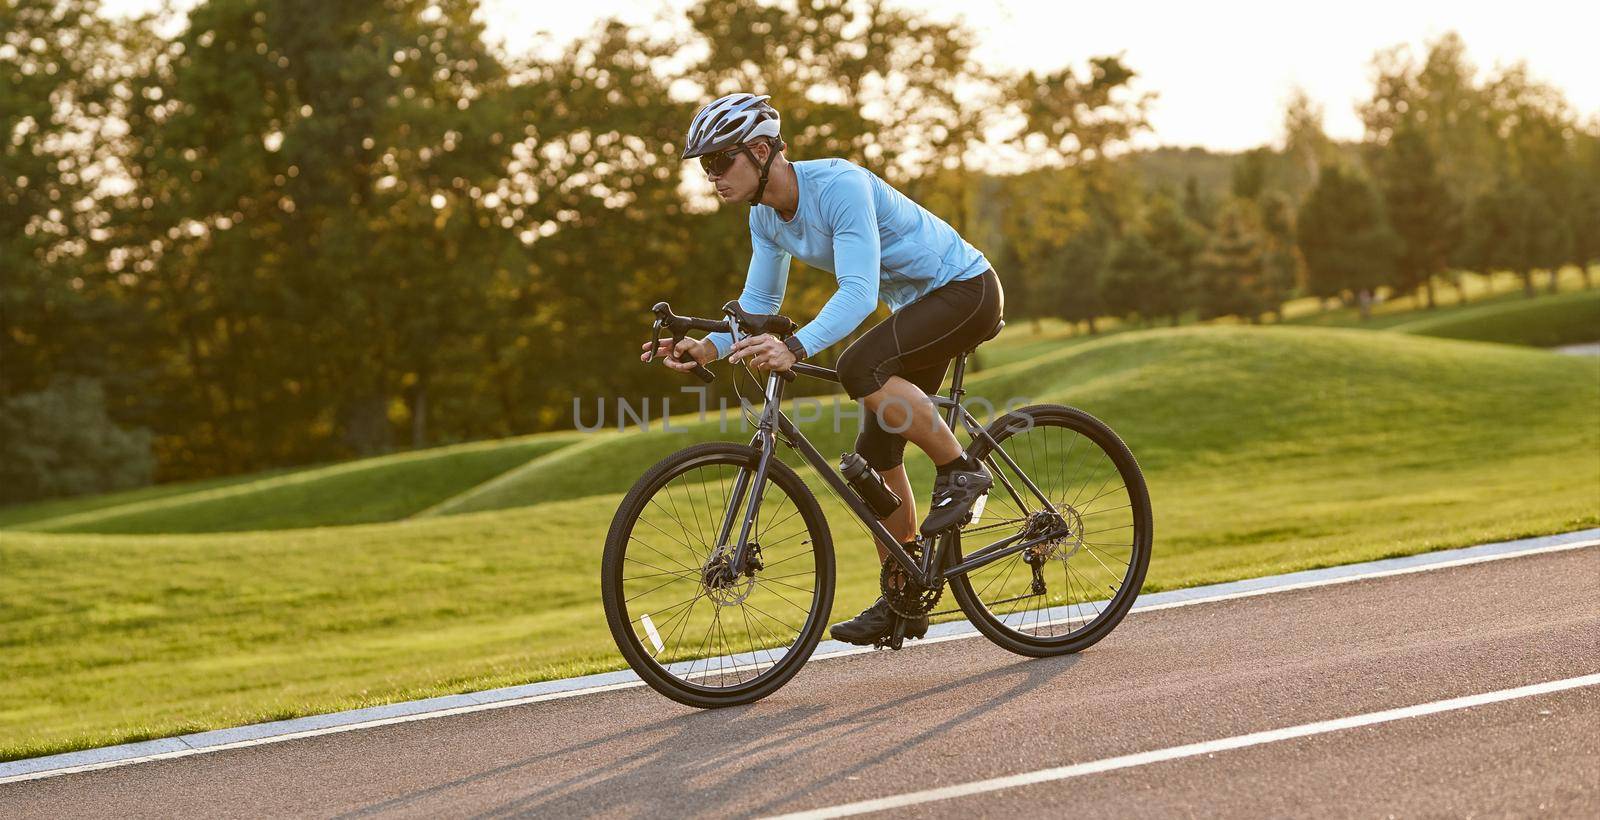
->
[880, 546, 944, 618]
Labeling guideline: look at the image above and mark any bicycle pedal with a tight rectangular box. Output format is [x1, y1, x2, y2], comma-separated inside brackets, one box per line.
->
[873, 634, 904, 651]
[962, 491, 988, 527]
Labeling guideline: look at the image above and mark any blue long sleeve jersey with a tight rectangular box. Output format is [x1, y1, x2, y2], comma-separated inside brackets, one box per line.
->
[704, 158, 991, 359]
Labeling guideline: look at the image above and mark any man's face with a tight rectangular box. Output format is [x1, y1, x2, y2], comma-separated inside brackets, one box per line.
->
[705, 142, 767, 204]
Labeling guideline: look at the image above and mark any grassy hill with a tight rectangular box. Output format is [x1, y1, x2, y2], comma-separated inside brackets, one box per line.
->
[1386, 288, 1600, 347]
[1281, 267, 1596, 334]
[3, 325, 1596, 760]
[6, 432, 580, 534]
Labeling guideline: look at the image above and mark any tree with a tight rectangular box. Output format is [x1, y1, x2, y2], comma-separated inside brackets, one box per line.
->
[1376, 125, 1459, 308]
[1230, 147, 1271, 201]
[1194, 201, 1267, 323]
[1297, 163, 1397, 320]
[1361, 33, 1498, 206]
[109, 0, 533, 473]
[0, 378, 154, 503]
[990, 167, 1093, 332]
[1, 1, 133, 399]
[1483, 63, 1577, 294]
[1008, 55, 1150, 167]
[1141, 189, 1206, 325]
[1100, 232, 1179, 326]
[1256, 191, 1301, 320]
[1181, 174, 1213, 230]
[1463, 176, 1566, 298]
[5, 0, 1182, 487]
[1359, 33, 1494, 302]
[1281, 87, 1337, 201]
[686, 0, 994, 185]
[1572, 121, 1600, 288]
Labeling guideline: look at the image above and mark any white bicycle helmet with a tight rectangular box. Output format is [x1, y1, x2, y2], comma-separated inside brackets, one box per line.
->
[681, 92, 782, 160]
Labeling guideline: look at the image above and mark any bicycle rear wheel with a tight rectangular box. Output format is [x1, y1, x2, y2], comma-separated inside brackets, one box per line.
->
[601, 441, 834, 707]
[948, 404, 1152, 657]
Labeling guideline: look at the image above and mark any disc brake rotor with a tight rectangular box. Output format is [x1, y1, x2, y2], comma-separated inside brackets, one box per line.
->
[1025, 506, 1085, 565]
[702, 545, 757, 607]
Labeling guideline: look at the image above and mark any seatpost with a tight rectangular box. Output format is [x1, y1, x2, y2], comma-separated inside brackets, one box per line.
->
[945, 352, 968, 430]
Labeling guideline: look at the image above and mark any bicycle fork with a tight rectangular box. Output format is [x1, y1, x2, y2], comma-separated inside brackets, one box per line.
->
[716, 374, 787, 578]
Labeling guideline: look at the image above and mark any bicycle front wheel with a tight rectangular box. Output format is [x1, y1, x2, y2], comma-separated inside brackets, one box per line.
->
[949, 404, 1152, 657]
[601, 441, 834, 708]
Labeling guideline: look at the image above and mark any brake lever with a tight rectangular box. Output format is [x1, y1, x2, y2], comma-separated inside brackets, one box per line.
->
[644, 318, 665, 364]
[644, 304, 715, 383]
[721, 307, 795, 383]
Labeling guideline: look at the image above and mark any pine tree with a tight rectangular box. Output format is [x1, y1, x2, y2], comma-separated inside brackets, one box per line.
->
[1100, 232, 1179, 325]
[1143, 190, 1208, 325]
[1195, 201, 1267, 323]
[1297, 163, 1398, 320]
[1257, 192, 1302, 321]
[1377, 126, 1460, 308]
[1181, 174, 1214, 230]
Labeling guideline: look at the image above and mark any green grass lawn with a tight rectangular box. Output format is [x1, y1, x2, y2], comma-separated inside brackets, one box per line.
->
[1385, 288, 1600, 347]
[0, 467, 302, 530]
[1281, 265, 1595, 331]
[5, 433, 580, 535]
[3, 325, 1596, 761]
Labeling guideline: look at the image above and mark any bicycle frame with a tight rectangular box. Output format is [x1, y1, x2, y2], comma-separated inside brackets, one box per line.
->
[714, 353, 1070, 590]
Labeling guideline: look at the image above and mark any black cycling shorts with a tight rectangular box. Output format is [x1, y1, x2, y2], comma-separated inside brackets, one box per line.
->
[835, 268, 1004, 470]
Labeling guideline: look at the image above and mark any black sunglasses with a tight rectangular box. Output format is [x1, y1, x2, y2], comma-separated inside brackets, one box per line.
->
[699, 146, 748, 176]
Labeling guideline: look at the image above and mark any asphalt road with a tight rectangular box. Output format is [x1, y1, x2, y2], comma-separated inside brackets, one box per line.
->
[3, 545, 1597, 818]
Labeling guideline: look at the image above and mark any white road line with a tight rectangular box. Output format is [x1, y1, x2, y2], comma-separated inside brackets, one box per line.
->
[2, 532, 1594, 784]
[766, 673, 1600, 820]
[1131, 537, 1600, 614]
[811, 537, 1600, 661]
[0, 681, 644, 785]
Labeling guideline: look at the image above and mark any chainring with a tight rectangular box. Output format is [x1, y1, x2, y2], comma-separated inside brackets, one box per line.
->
[880, 547, 943, 618]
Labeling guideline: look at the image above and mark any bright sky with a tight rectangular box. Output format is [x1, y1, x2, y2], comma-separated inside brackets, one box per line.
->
[107, 0, 1599, 153]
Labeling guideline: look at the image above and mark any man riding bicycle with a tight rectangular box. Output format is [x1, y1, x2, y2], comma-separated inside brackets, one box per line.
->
[644, 92, 1004, 646]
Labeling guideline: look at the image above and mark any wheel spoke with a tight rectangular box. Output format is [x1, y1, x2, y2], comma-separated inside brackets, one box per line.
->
[955, 410, 1148, 648]
[606, 450, 825, 696]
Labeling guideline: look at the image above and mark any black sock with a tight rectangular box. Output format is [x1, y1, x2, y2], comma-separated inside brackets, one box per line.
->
[935, 453, 972, 476]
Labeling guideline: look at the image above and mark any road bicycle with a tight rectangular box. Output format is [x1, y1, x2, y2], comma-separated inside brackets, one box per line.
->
[601, 300, 1152, 707]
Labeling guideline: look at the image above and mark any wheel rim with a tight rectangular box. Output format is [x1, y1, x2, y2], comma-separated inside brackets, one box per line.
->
[959, 416, 1146, 644]
[617, 455, 822, 692]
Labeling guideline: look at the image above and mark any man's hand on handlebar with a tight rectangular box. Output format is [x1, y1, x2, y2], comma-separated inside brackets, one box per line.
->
[729, 334, 796, 373]
[641, 336, 716, 373]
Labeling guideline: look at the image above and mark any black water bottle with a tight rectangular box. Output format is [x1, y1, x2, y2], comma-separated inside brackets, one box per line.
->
[840, 453, 903, 518]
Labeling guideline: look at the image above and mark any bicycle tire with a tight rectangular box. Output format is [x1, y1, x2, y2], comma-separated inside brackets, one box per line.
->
[948, 404, 1152, 657]
[602, 441, 835, 707]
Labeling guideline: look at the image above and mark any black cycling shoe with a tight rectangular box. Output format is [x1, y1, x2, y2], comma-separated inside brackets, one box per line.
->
[829, 597, 929, 645]
[919, 462, 992, 537]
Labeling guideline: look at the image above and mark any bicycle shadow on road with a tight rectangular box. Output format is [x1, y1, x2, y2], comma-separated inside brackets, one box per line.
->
[350, 651, 1077, 817]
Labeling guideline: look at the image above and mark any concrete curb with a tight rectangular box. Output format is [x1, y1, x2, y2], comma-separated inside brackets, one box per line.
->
[4, 526, 1597, 784]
